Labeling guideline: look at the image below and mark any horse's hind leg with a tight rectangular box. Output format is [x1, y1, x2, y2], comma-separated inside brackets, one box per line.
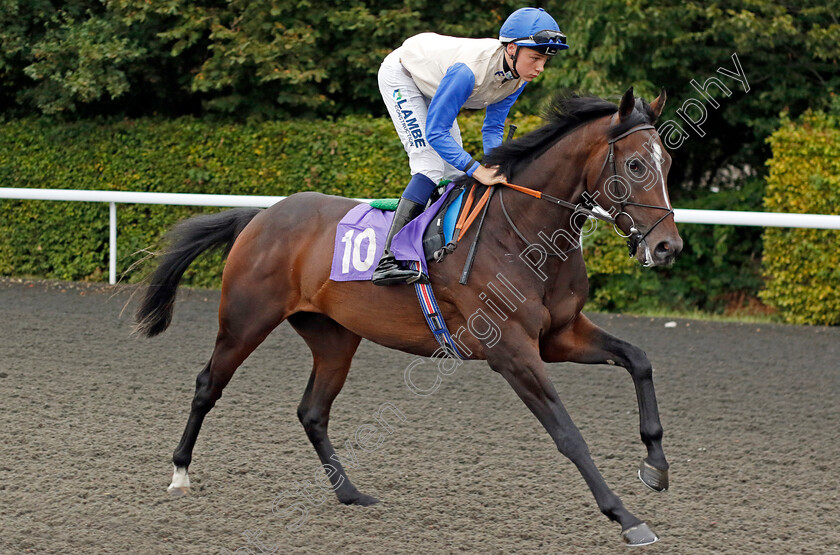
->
[542, 314, 669, 492]
[168, 287, 286, 496]
[288, 312, 378, 506]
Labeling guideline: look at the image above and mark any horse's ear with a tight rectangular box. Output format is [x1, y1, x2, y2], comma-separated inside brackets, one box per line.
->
[619, 87, 635, 121]
[649, 88, 667, 122]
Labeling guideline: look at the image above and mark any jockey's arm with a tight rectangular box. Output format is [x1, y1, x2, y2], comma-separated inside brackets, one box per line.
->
[482, 84, 525, 154]
[426, 64, 507, 186]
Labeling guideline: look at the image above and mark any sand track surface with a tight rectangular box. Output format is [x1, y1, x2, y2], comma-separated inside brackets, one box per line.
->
[1, 278, 838, 554]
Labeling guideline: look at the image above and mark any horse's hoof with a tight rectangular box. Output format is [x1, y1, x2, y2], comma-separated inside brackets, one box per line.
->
[167, 485, 190, 497]
[638, 459, 669, 492]
[621, 523, 659, 546]
[341, 492, 380, 506]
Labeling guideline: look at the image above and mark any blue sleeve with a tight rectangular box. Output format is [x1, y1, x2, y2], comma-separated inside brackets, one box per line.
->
[426, 63, 481, 176]
[482, 84, 526, 155]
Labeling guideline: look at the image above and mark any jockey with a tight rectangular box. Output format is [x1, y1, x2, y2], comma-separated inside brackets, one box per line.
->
[372, 7, 568, 286]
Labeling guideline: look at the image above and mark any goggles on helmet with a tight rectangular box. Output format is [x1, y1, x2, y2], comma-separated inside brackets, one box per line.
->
[511, 29, 567, 47]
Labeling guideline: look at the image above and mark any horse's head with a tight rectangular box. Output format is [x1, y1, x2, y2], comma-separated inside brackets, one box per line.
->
[484, 89, 682, 267]
[585, 88, 682, 267]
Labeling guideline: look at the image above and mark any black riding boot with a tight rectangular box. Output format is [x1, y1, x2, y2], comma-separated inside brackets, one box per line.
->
[372, 197, 428, 286]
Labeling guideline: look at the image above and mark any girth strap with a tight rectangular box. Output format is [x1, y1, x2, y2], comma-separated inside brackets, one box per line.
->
[411, 261, 466, 360]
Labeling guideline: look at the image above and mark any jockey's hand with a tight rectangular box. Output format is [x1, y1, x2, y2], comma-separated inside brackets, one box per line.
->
[471, 164, 507, 186]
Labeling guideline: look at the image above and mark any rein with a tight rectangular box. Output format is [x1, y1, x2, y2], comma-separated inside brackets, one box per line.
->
[436, 123, 674, 263]
[497, 123, 674, 259]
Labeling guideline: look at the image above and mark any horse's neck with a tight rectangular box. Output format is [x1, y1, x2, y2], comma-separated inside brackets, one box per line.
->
[476, 127, 597, 302]
[501, 132, 592, 245]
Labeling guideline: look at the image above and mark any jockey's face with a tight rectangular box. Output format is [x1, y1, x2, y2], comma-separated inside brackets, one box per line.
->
[505, 44, 551, 82]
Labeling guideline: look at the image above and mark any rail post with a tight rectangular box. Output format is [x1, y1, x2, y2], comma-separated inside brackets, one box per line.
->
[109, 202, 117, 285]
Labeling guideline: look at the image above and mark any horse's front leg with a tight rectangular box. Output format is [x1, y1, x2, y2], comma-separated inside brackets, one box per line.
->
[486, 327, 658, 546]
[541, 313, 669, 492]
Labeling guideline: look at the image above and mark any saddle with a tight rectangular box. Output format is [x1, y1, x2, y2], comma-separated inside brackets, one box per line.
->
[368, 181, 469, 263]
[329, 181, 471, 282]
[329, 181, 485, 359]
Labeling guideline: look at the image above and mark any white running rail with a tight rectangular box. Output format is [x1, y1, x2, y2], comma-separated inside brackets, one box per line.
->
[2, 187, 839, 284]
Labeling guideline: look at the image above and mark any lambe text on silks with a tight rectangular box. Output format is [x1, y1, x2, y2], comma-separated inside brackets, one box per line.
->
[392, 89, 427, 148]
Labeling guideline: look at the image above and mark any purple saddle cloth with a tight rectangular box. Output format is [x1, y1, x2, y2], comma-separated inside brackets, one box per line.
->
[329, 182, 459, 282]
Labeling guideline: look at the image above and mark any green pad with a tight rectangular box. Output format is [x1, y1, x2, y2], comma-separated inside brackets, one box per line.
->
[369, 198, 400, 211]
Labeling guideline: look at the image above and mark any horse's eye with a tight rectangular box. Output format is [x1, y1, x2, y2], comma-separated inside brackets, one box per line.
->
[627, 159, 642, 174]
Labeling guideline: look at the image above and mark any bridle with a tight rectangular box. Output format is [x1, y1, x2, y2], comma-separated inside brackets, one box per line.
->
[595, 124, 675, 257]
[498, 123, 674, 259]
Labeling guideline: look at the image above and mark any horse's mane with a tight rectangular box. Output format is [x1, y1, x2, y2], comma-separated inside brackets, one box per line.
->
[483, 91, 656, 180]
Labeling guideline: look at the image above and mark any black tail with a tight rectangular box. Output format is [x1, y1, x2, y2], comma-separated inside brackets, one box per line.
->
[135, 208, 261, 337]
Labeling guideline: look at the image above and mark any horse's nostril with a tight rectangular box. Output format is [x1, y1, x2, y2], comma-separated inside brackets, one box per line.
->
[654, 241, 676, 262]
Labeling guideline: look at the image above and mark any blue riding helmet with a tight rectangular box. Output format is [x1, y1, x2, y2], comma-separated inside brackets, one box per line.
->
[499, 7, 568, 55]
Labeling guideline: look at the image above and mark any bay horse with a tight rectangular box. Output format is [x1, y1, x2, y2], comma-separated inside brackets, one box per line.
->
[136, 88, 681, 546]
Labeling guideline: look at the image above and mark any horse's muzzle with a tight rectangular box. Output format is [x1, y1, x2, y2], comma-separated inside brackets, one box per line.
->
[629, 234, 682, 267]
[651, 236, 682, 266]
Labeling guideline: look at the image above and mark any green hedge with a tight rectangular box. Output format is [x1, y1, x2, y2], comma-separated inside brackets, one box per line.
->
[0, 114, 542, 286]
[0, 116, 405, 285]
[760, 110, 840, 325]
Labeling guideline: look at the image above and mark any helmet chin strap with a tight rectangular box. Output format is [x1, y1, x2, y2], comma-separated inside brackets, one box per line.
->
[505, 44, 522, 80]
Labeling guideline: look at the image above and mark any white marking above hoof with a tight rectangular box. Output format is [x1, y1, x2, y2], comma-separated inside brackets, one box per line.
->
[168, 466, 190, 497]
